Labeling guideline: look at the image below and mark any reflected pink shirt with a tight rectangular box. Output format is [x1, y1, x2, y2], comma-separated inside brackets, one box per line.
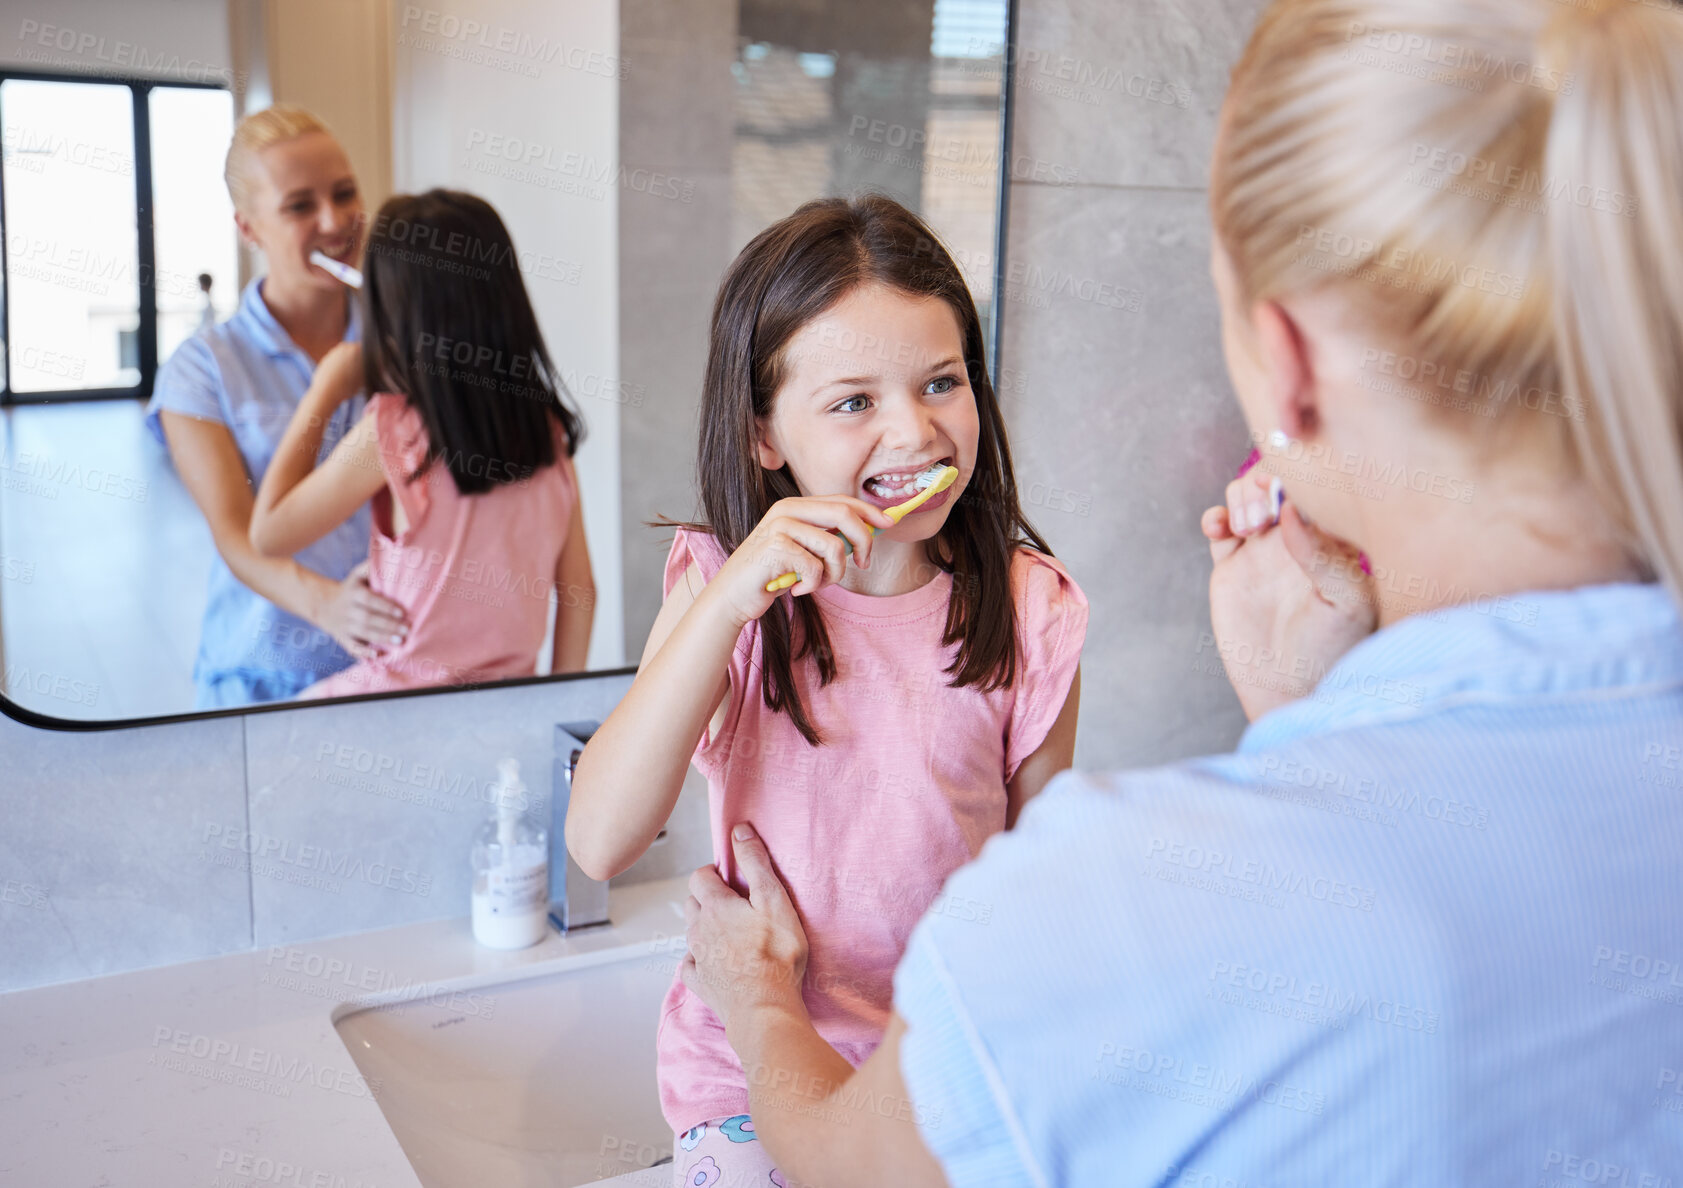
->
[655, 528, 1088, 1132]
[304, 393, 577, 699]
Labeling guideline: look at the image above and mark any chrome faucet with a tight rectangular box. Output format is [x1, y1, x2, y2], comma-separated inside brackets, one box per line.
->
[550, 721, 611, 932]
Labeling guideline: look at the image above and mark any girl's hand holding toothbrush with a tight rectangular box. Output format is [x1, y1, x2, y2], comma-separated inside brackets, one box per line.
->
[1201, 469, 1377, 722]
[711, 496, 894, 626]
[305, 341, 364, 410]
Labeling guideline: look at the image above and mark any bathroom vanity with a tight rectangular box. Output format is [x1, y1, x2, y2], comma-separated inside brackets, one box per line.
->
[0, 877, 690, 1187]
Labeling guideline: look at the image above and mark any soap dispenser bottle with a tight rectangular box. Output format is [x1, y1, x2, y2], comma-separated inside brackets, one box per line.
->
[471, 759, 550, 949]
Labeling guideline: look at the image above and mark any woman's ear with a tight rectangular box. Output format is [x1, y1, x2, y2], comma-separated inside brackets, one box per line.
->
[1253, 299, 1319, 441]
[232, 209, 262, 253]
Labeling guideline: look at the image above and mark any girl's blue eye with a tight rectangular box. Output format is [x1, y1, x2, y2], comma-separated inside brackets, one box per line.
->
[927, 375, 959, 395]
[835, 395, 869, 414]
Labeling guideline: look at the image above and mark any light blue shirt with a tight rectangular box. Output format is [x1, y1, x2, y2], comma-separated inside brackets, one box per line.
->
[895, 581, 1683, 1186]
[146, 278, 370, 708]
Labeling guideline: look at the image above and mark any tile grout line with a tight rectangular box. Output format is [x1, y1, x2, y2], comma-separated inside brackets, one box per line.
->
[240, 716, 254, 953]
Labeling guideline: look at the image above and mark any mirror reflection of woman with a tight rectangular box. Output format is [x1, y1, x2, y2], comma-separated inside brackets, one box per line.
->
[146, 106, 408, 708]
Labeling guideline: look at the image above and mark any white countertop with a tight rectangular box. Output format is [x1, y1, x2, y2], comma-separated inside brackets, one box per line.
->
[0, 876, 692, 1188]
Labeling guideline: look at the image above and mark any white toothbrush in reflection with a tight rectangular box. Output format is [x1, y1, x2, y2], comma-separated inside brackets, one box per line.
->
[310, 250, 363, 289]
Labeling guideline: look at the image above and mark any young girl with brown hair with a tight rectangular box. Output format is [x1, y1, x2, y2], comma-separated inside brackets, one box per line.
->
[567, 194, 1087, 1186]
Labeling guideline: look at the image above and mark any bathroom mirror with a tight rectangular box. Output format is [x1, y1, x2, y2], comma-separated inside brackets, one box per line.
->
[0, 0, 1014, 725]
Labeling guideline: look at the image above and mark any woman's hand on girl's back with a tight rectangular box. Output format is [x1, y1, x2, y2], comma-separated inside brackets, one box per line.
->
[710, 496, 894, 625]
[1201, 470, 1377, 722]
[682, 823, 810, 1033]
[314, 560, 408, 660]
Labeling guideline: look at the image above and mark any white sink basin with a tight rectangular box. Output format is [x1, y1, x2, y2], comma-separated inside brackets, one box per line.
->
[334, 944, 677, 1187]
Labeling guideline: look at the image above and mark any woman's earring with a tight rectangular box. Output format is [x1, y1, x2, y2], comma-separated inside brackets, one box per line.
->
[1267, 428, 1295, 451]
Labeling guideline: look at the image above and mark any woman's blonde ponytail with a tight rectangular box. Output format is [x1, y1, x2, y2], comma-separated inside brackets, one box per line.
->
[1543, 0, 1683, 597]
[1212, 0, 1683, 606]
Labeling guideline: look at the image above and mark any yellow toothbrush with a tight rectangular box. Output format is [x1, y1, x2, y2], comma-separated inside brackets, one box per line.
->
[765, 464, 960, 593]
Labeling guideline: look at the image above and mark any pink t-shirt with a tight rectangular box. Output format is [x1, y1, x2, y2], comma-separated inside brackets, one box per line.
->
[655, 527, 1088, 1132]
[304, 393, 577, 698]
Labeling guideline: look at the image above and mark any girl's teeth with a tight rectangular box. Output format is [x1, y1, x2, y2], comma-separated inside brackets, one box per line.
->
[866, 463, 943, 498]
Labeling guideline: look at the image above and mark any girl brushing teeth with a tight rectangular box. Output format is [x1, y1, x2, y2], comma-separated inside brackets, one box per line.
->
[566, 195, 1089, 1188]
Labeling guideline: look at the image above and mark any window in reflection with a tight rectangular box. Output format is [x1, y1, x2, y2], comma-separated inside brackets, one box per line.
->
[0, 75, 236, 403]
[149, 86, 237, 367]
[730, 0, 1008, 332]
[0, 78, 142, 395]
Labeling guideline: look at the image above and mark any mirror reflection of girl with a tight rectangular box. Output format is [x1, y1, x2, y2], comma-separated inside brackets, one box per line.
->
[565, 196, 1087, 1188]
[148, 106, 409, 708]
[248, 189, 594, 696]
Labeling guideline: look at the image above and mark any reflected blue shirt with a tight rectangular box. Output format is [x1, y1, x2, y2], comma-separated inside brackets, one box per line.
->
[146, 278, 370, 707]
[895, 581, 1683, 1186]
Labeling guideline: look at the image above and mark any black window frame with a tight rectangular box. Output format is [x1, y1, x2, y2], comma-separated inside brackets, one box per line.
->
[0, 68, 229, 406]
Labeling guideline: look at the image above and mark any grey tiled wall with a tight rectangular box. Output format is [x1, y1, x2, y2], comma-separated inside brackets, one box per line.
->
[0, 672, 713, 993]
[999, 0, 1264, 769]
[0, 713, 250, 991]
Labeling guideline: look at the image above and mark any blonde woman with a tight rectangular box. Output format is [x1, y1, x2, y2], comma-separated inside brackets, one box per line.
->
[147, 106, 407, 707]
[678, 0, 1683, 1182]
